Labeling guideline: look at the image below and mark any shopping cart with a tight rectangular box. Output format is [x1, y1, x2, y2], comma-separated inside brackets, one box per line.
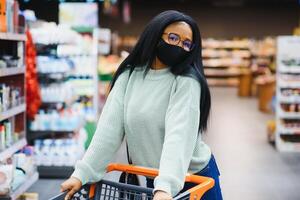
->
[50, 163, 215, 200]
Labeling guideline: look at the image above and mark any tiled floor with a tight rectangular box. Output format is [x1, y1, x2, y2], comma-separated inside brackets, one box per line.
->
[27, 87, 300, 200]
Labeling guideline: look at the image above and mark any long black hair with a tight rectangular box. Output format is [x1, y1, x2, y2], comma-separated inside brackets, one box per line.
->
[110, 10, 211, 133]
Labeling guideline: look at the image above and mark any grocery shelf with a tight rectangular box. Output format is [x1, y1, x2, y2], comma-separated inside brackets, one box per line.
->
[278, 81, 300, 88]
[278, 111, 300, 119]
[278, 96, 300, 103]
[37, 165, 74, 178]
[0, 32, 26, 41]
[0, 138, 27, 161]
[207, 78, 239, 87]
[278, 67, 300, 73]
[0, 104, 26, 121]
[276, 135, 300, 152]
[0, 67, 25, 77]
[10, 172, 39, 200]
[28, 121, 84, 141]
[0, 172, 39, 200]
[41, 97, 77, 107]
[277, 126, 300, 135]
[276, 36, 300, 153]
[204, 69, 241, 77]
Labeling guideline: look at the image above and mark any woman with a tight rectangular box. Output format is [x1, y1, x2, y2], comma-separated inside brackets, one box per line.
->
[61, 10, 223, 200]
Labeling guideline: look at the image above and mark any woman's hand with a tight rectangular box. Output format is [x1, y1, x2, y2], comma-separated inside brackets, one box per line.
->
[153, 190, 173, 200]
[60, 177, 82, 200]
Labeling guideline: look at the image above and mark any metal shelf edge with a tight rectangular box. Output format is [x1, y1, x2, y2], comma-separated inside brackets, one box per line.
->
[0, 104, 26, 121]
[0, 33, 26, 41]
[10, 172, 39, 200]
[0, 138, 27, 161]
[0, 67, 25, 77]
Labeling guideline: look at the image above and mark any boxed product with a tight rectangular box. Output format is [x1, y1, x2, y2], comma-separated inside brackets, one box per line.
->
[0, 164, 14, 195]
[0, 0, 7, 32]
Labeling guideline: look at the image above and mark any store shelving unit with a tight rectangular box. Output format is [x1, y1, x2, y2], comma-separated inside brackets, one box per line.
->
[37, 166, 74, 179]
[202, 39, 252, 87]
[0, 104, 26, 121]
[276, 36, 300, 152]
[0, 33, 26, 41]
[0, 32, 38, 200]
[0, 67, 25, 77]
[0, 172, 39, 200]
[72, 27, 99, 121]
[28, 121, 83, 141]
[27, 24, 98, 178]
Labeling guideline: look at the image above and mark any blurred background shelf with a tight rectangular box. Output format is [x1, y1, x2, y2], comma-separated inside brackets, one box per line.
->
[0, 33, 26, 41]
[37, 166, 74, 179]
[0, 67, 25, 77]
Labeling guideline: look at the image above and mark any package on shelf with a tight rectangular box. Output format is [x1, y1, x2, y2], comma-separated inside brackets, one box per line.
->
[30, 23, 82, 45]
[30, 106, 83, 131]
[57, 37, 93, 57]
[0, 120, 15, 151]
[0, 83, 22, 112]
[41, 82, 75, 103]
[250, 37, 276, 57]
[14, 147, 35, 174]
[34, 136, 86, 167]
[202, 38, 251, 49]
[203, 58, 251, 68]
[69, 55, 95, 76]
[0, 0, 20, 33]
[0, 164, 14, 195]
[37, 56, 74, 74]
[68, 76, 94, 96]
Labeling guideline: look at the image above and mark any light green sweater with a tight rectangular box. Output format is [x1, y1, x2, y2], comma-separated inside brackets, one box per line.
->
[72, 67, 211, 196]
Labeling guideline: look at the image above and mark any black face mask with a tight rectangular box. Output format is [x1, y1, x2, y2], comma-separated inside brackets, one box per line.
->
[156, 39, 189, 67]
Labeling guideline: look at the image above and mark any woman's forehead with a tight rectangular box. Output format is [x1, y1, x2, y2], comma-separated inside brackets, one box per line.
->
[164, 21, 193, 40]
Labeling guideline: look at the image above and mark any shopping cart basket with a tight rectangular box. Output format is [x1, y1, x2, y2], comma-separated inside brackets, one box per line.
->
[50, 163, 215, 200]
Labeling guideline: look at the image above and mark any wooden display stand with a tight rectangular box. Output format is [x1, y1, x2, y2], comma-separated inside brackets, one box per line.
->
[238, 68, 252, 97]
[255, 75, 275, 113]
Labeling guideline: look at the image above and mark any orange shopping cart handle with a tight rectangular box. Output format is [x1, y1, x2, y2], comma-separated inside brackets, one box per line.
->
[106, 163, 215, 200]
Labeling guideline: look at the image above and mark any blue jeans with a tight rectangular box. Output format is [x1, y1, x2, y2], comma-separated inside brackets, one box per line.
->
[146, 155, 223, 200]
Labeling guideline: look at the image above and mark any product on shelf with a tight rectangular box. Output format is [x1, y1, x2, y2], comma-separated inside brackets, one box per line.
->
[37, 56, 73, 74]
[0, 55, 21, 68]
[281, 58, 300, 67]
[30, 107, 83, 131]
[280, 119, 300, 129]
[0, 0, 20, 33]
[203, 58, 251, 68]
[33, 138, 85, 167]
[30, 23, 82, 45]
[280, 103, 300, 113]
[202, 38, 251, 49]
[40, 82, 74, 103]
[280, 88, 300, 97]
[0, 164, 13, 195]
[31, 21, 99, 123]
[0, 120, 14, 150]
[0, 84, 23, 112]
[0, 146, 36, 196]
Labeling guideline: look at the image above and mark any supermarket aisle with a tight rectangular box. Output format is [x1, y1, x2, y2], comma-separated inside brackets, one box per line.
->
[206, 88, 300, 200]
[28, 88, 300, 200]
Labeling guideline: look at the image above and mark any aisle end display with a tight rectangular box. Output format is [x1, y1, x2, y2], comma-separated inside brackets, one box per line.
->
[276, 36, 300, 152]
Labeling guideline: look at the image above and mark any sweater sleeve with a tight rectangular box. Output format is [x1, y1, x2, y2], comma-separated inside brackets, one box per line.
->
[71, 71, 129, 185]
[153, 76, 201, 197]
